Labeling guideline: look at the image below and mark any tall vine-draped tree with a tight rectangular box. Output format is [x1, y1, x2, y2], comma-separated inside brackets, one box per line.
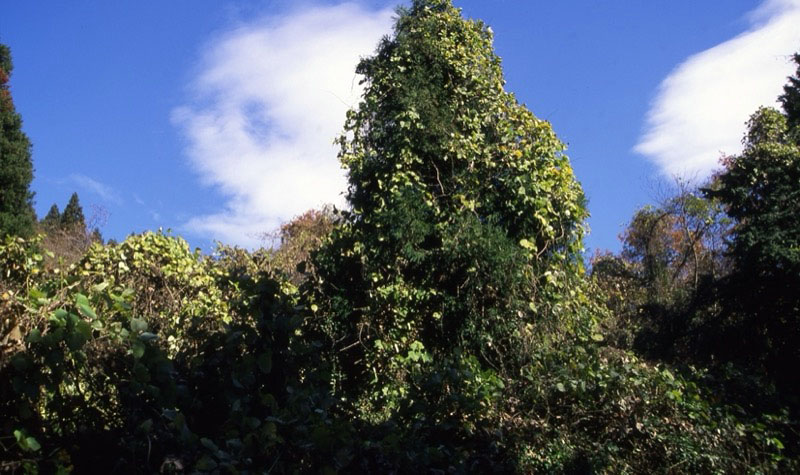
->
[313, 0, 589, 440]
[0, 44, 36, 238]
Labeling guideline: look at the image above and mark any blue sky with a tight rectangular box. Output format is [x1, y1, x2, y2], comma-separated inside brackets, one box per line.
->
[2, 1, 799, 253]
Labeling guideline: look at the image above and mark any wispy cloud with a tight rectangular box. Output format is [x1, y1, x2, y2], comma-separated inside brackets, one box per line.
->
[68, 173, 123, 205]
[635, 0, 800, 178]
[172, 2, 394, 248]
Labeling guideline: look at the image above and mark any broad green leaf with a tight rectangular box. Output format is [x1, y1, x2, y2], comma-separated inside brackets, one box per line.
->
[50, 309, 68, 326]
[26, 437, 41, 452]
[132, 341, 145, 359]
[130, 318, 147, 333]
[74, 293, 90, 307]
[77, 303, 97, 319]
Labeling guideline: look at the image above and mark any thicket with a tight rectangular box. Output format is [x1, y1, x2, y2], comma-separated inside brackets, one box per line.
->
[1, 1, 799, 473]
[592, 50, 800, 469]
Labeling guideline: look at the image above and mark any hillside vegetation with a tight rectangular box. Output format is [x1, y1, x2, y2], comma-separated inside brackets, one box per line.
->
[1, 1, 799, 472]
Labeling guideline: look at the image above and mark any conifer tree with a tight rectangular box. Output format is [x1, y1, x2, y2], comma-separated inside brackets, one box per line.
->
[60, 192, 85, 229]
[780, 53, 800, 131]
[0, 44, 36, 237]
[90, 228, 103, 244]
[41, 203, 60, 229]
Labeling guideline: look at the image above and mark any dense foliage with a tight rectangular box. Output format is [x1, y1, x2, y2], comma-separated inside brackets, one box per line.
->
[320, 0, 587, 420]
[593, 53, 800, 470]
[0, 44, 36, 238]
[703, 55, 800, 394]
[1, 2, 799, 473]
[592, 179, 732, 356]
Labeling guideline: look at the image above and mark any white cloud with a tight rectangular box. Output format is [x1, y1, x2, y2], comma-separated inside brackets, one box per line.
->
[68, 173, 123, 205]
[635, 0, 800, 178]
[173, 2, 394, 248]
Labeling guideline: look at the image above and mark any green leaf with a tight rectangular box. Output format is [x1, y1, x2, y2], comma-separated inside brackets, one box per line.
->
[28, 288, 46, 300]
[77, 303, 97, 320]
[75, 293, 90, 307]
[24, 436, 40, 452]
[132, 341, 145, 359]
[130, 318, 147, 333]
[91, 281, 110, 293]
[13, 430, 40, 452]
[50, 309, 68, 326]
[770, 437, 785, 450]
[556, 382, 566, 393]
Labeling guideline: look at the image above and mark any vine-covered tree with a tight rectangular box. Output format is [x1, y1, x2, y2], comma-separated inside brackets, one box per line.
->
[0, 44, 35, 238]
[324, 0, 585, 374]
[312, 0, 588, 466]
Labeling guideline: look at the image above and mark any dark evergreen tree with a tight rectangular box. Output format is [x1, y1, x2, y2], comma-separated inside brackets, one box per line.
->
[90, 228, 103, 244]
[780, 53, 800, 132]
[60, 192, 85, 229]
[0, 44, 35, 237]
[41, 203, 61, 229]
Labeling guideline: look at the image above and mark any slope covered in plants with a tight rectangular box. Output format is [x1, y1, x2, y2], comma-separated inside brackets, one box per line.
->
[1, 1, 798, 473]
